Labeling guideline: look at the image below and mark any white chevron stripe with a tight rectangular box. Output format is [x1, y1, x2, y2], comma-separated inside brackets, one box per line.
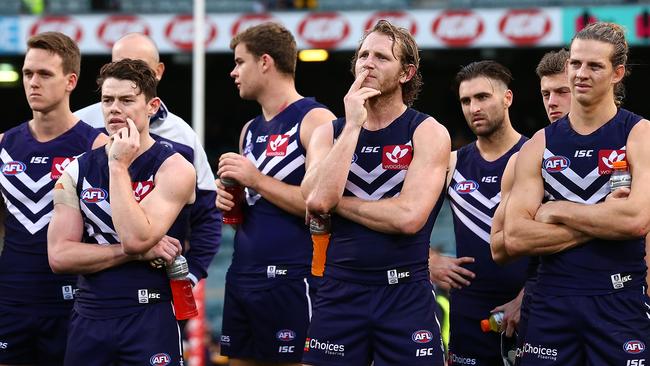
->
[543, 172, 609, 204]
[349, 163, 386, 184]
[0, 173, 53, 213]
[349, 141, 413, 184]
[448, 188, 493, 226]
[0, 149, 52, 192]
[260, 140, 300, 175]
[80, 202, 118, 240]
[246, 124, 300, 169]
[450, 202, 490, 244]
[345, 170, 405, 200]
[451, 170, 499, 209]
[1, 191, 51, 234]
[83, 222, 111, 244]
[542, 147, 625, 190]
[273, 155, 305, 181]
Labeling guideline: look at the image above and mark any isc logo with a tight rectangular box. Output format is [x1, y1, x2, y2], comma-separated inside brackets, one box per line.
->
[574, 150, 593, 157]
[412, 330, 433, 343]
[415, 348, 435, 357]
[1, 161, 26, 175]
[543, 156, 570, 172]
[454, 180, 478, 194]
[81, 188, 107, 203]
[149, 352, 171, 366]
[627, 360, 646, 366]
[276, 329, 296, 342]
[256, 135, 268, 143]
[0, 342, 7, 349]
[361, 146, 380, 153]
[278, 346, 295, 353]
[481, 176, 498, 183]
[624, 340, 646, 354]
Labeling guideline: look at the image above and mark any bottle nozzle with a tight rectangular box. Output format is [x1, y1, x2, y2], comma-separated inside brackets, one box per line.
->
[480, 319, 491, 333]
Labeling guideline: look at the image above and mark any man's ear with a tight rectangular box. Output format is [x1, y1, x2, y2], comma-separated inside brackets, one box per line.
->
[147, 97, 161, 117]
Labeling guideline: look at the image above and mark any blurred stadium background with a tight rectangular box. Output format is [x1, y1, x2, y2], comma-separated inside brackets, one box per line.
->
[0, 0, 649, 364]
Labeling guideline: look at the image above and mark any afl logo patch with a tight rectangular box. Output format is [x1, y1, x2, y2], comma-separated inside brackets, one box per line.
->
[543, 156, 570, 172]
[276, 329, 296, 342]
[81, 188, 107, 203]
[2, 161, 26, 175]
[454, 180, 478, 194]
[149, 352, 171, 365]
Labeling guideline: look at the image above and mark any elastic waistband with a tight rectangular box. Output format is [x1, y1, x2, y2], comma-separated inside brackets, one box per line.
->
[325, 265, 428, 285]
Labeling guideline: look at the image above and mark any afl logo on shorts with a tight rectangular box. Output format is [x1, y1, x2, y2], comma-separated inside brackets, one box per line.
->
[412, 330, 433, 343]
[2, 161, 26, 175]
[543, 156, 570, 173]
[454, 180, 478, 194]
[623, 340, 645, 354]
[276, 329, 296, 342]
[81, 188, 107, 203]
[149, 352, 171, 366]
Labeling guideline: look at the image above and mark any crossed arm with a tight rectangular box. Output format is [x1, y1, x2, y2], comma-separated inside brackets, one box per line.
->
[490, 153, 517, 264]
[533, 120, 650, 239]
[503, 131, 592, 257]
[334, 120, 450, 234]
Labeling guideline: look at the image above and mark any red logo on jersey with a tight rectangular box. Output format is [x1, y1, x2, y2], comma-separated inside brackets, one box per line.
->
[598, 149, 626, 175]
[51, 157, 74, 180]
[132, 181, 154, 202]
[266, 135, 289, 156]
[382, 145, 412, 170]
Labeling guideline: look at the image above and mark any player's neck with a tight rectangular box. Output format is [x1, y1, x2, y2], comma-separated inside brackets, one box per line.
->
[29, 105, 78, 142]
[568, 97, 618, 135]
[364, 92, 407, 131]
[258, 79, 301, 121]
[476, 122, 520, 162]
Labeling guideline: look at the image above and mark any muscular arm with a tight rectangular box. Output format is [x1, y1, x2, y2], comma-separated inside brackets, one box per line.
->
[491, 153, 517, 264]
[535, 120, 650, 239]
[334, 119, 450, 234]
[504, 132, 591, 257]
[48, 199, 132, 274]
[111, 153, 196, 255]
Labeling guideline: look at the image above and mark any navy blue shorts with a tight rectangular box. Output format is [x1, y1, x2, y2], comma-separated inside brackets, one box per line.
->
[64, 302, 183, 366]
[0, 309, 70, 365]
[448, 312, 504, 366]
[521, 289, 650, 365]
[220, 278, 314, 363]
[514, 287, 535, 366]
[302, 277, 444, 366]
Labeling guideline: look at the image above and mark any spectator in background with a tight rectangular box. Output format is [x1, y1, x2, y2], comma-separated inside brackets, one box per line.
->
[74, 33, 221, 288]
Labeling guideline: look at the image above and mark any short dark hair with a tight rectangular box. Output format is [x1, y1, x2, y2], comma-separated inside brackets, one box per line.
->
[230, 22, 297, 77]
[455, 60, 513, 91]
[27, 31, 80, 76]
[536, 49, 569, 78]
[97, 59, 157, 101]
[351, 20, 422, 106]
